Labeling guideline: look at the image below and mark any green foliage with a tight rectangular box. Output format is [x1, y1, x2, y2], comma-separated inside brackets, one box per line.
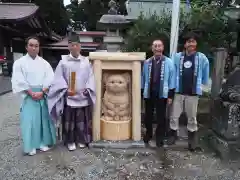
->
[180, 4, 237, 53]
[189, 0, 233, 7]
[124, 4, 237, 57]
[124, 12, 171, 57]
[34, 0, 69, 36]
[66, 0, 127, 31]
[66, 0, 106, 31]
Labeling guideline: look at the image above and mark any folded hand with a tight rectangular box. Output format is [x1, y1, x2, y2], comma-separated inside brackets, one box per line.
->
[82, 89, 88, 96]
[67, 89, 75, 96]
[32, 92, 44, 100]
[167, 98, 173, 105]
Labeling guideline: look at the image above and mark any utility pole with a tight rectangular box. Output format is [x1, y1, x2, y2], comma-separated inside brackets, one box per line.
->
[170, 0, 181, 57]
[167, 0, 181, 129]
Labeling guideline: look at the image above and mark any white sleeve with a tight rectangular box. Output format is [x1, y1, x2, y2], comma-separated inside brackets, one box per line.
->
[11, 60, 29, 94]
[43, 61, 54, 88]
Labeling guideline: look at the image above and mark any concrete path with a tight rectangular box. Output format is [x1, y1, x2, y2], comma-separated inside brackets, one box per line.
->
[0, 93, 240, 180]
[0, 76, 11, 95]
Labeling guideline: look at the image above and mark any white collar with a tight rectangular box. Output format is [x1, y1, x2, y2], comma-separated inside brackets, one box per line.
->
[69, 53, 81, 60]
[26, 53, 39, 60]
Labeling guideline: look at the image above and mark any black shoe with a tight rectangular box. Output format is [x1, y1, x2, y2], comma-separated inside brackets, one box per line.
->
[143, 134, 152, 144]
[156, 141, 164, 148]
[188, 131, 202, 152]
[156, 135, 164, 147]
[188, 144, 202, 152]
[167, 129, 178, 145]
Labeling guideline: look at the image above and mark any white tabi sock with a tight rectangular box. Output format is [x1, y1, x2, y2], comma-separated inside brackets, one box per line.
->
[78, 143, 86, 148]
[67, 143, 76, 151]
[39, 145, 50, 152]
[28, 149, 36, 156]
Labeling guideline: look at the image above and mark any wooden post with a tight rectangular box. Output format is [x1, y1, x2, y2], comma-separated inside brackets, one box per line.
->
[92, 60, 102, 141]
[70, 72, 76, 92]
[132, 61, 141, 141]
[211, 48, 227, 98]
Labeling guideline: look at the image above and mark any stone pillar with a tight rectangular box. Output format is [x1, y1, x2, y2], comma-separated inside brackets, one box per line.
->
[211, 48, 227, 98]
[209, 49, 240, 159]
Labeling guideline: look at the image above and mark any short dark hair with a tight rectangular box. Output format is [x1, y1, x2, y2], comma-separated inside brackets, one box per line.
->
[183, 32, 199, 42]
[25, 36, 40, 46]
[152, 39, 164, 44]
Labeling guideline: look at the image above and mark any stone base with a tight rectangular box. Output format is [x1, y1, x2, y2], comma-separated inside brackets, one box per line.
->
[89, 140, 145, 149]
[208, 130, 240, 160]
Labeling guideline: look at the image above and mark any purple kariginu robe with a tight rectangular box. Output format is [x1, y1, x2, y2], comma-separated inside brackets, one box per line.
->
[47, 54, 96, 144]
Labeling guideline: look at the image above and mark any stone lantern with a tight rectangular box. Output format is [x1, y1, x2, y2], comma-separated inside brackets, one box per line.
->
[97, 0, 131, 52]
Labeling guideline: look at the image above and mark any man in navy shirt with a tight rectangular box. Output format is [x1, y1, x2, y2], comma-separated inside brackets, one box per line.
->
[182, 52, 196, 95]
[141, 40, 175, 147]
[168, 32, 209, 152]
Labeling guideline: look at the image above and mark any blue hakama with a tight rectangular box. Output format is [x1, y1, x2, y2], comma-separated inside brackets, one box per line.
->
[20, 88, 56, 153]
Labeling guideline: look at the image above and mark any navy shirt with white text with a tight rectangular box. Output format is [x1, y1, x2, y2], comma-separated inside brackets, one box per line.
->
[182, 53, 195, 95]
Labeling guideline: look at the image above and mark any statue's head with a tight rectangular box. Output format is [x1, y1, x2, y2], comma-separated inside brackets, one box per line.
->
[108, 0, 118, 14]
[103, 73, 130, 93]
[108, 0, 117, 8]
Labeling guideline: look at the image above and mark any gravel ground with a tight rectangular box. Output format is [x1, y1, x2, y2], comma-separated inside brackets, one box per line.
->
[0, 93, 240, 180]
[0, 76, 11, 95]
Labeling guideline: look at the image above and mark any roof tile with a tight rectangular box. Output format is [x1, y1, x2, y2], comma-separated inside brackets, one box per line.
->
[0, 3, 38, 20]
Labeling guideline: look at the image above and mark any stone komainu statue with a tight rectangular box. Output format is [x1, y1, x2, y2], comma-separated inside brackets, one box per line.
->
[211, 65, 240, 141]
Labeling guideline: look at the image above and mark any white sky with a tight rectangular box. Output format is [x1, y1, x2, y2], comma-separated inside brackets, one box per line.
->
[64, 0, 71, 6]
[64, 0, 83, 6]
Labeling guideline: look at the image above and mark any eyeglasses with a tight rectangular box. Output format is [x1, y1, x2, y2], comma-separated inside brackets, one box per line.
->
[152, 44, 163, 48]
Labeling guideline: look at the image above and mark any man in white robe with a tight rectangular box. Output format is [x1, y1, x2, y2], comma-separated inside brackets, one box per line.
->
[11, 36, 56, 156]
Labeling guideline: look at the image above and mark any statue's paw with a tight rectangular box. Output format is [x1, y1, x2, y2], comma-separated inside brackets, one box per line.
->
[104, 116, 113, 121]
[114, 116, 120, 121]
[120, 116, 130, 121]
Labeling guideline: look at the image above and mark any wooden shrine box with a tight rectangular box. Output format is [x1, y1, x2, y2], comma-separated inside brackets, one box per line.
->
[89, 52, 146, 142]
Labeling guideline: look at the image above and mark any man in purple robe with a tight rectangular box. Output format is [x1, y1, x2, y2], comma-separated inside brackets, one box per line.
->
[47, 32, 96, 151]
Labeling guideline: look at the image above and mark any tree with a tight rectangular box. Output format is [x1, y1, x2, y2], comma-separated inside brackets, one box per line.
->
[66, 0, 128, 31]
[124, 13, 171, 57]
[0, 0, 69, 35]
[180, 4, 237, 52]
[124, 4, 237, 57]
[190, 0, 233, 6]
[66, 0, 106, 31]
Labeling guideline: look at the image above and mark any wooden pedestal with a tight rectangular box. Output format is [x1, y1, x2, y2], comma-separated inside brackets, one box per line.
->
[90, 52, 145, 142]
[101, 119, 131, 141]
